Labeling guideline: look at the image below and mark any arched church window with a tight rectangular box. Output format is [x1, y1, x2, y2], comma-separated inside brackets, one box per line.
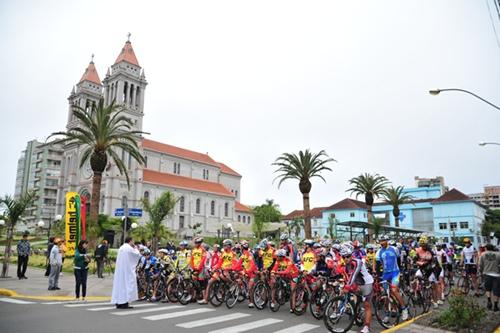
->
[179, 196, 185, 212]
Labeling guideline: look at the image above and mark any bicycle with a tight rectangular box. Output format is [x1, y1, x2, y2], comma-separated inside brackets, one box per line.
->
[322, 286, 366, 333]
[456, 266, 485, 296]
[290, 270, 311, 315]
[252, 271, 271, 310]
[269, 274, 292, 312]
[372, 279, 401, 329]
[310, 274, 341, 320]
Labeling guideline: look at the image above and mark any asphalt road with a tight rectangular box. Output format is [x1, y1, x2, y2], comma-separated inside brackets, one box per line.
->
[0, 297, 390, 333]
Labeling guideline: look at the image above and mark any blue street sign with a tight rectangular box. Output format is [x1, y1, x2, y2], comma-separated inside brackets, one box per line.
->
[114, 208, 124, 217]
[399, 212, 406, 222]
[129, 208, 143, 217]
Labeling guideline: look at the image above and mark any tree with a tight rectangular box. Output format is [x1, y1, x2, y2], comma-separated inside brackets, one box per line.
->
[1, 192, 35, 278]
[252, 199, 282, 239]
[289, 218, 304, 240]
[142, 191, 177, 253]
[48, 99, 147, 233]
[273, 150, 335, 238]
[482, 209, 500, 242]
[372, 217, 385, 241]
[347, 173, 389, 241]
[382, 186, 414, 228]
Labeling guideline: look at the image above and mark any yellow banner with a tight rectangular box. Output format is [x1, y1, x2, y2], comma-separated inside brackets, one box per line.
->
[65, 192, 78, 257]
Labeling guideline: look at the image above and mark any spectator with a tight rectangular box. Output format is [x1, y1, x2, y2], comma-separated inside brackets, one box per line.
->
[59, 239, 67, 276]
[48, 238, 63, 290]
[44, 236, 55, 277]
[16, 232, 30, 279]
[479, 244, 500, 312]
[74, 240, 90, 301]
[94, 239, 109, 278]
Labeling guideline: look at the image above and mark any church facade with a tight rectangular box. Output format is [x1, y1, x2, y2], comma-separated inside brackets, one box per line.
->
[55, 38, 253, 237]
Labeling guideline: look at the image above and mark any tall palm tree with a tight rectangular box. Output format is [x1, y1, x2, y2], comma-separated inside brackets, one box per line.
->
[142, 191, 177, 253]
[1, 192, 35, 278]
[273, 150, 335, 239]
[48, 99, 147, 226]
[347, 173, 389, 241]
[382, 185, 414, 228]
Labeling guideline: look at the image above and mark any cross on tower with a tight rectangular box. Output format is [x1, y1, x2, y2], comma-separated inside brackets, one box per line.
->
[91, 53, 94, 63]
[127, 32, 131, 42]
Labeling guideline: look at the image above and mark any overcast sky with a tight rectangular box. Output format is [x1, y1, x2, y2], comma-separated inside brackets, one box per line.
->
[1, 0, 500, 214]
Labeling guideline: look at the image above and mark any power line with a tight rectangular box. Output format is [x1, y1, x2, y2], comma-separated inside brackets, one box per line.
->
[486, 0, 500, 48]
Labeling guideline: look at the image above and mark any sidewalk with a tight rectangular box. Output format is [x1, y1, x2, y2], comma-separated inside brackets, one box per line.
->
[0, 266, 112, 300]
[391, 323, 454, 333]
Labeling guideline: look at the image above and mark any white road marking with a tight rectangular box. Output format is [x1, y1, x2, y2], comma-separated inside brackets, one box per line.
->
[0, 298, 36, 304]
[274, 323, 320, 333]
[65, 301, 111, 307]
[176, 312, 251, 328]
[142, 308, 214, 321]
[111, 305, 184, 316]
[208, 318, 283, 333]
[88, 303, 156, 311]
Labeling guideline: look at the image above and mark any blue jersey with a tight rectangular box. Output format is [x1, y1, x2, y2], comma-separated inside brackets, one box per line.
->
[376, 246, 400, 275]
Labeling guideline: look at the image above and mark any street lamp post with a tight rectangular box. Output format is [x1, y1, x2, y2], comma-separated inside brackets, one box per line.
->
[479, 142, 500, 147]
[47, 214, 63, 239]
[429, 88, 500, 111]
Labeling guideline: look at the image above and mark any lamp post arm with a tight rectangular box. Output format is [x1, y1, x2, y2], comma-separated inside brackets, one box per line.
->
[436, 88, 500, 111]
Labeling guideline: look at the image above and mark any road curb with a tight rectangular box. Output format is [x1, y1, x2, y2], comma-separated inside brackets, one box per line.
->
[0, 288, 109, 301]
[381, 312, 432, 333]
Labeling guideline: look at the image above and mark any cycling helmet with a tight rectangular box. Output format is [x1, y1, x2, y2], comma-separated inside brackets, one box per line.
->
[389, 240, 396, 246]
[379, 235, 390, 241]
[340, 246, 352, 257]
[213, 244, 220, 251]
[203, 243, 210, 251]
[276, 249, 287, 257]
[158, 249, 169, 254]
[260, 239, 268, 247]
[366, 244, 375, 250]
[463, 237, 471, 243]
[240, 240, 249, 249]
[179, 240, 188, 247]
[418, 236, 428, 245]
[143, 248, 151, 255]
[321, 239, 332, 247]
[332, 243, 341, 251]
[222, 239, 233, 247]
[280, 233, 289, 241]
[168, 249, 175, 255]
[194, 237, 203, 244]
[352, 240, 361, 248]
[313, 242, 321, 249]
[304, 239, 315, 247]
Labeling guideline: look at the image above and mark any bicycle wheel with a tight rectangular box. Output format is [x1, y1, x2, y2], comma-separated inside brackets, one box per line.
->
[238, 279, 248, 303]
[310, 289, 328, 320]
[443, 275, 452, 297]
[178, 280, 194, 305]
[323, 296, 356, 333]
[420, 287, 432, 313]
[225, 281, 240, 309]
[374, 295, 400, 329]
[166, 278, 179, 303]
[209, 280, 225, 307]
[457, 276, 470, 295]
[270, 285, 281, 312]
[253, 281, 269, 310]
[291, 284, 308, 316]
[405, 295, 418, 319]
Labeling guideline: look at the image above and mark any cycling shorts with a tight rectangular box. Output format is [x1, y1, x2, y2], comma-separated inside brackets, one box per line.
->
[382, 271, 400, 287]
[360, 283, 373, 302]
[465, 265, 477, 275]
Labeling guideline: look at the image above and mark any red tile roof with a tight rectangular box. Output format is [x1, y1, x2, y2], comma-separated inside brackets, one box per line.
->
[282, 207, 327, 220]
[79, 61, 101, 85]
[114, 41, 140, 66]
[143, 169, 234, 197]
[143, 139, 219, 167]
[235, 201, 251, 213]
[432, 188, 471, 204]
[218, 162, 241, 177]
[326, 198, 367, 210]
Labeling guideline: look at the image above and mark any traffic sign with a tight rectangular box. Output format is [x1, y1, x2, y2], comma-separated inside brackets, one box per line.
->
[129, 208, 143, 217]
[114, 208, 124, 217]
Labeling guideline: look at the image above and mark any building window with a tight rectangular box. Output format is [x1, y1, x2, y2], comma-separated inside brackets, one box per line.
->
[196, 198, 201, 214]
[224, 202, 229, 217]
[450, 222, 457, 231]
[443, 237, 449, 243]
[203, 169, 209, 180]
[243, 216, 246, 223]
[247, 216, 251, 223]
[179, 196, 185, 212]
[179, 216, 185, 229]
[460, 222, 469, 229]
[144, 156, 148, 168]
[238, 215, 241, 222]
[235, 190, 238, 197]
[210, 200, 215, 215]
[330, 213, 335, 219]
[350, 212, 355, 218]
[144, 191, 149, 203]
[439, 223, 447, 230]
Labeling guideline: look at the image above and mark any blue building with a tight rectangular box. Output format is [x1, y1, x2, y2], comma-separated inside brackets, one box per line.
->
[317, 187, 487, 246]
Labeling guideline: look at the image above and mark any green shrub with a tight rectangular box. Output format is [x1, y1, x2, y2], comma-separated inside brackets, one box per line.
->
[437, 292, 486, 330]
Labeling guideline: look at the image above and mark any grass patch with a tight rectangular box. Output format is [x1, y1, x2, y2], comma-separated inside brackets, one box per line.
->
[435, 291, 487, 330]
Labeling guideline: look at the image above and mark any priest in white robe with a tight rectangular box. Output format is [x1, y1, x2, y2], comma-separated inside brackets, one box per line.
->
[111, 236, 141, 309]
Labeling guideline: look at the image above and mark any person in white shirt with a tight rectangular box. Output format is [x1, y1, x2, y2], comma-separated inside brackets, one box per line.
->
[460, 238, 479, 296]
[111, 237, 142, 309]
[48, 238, 63, 290]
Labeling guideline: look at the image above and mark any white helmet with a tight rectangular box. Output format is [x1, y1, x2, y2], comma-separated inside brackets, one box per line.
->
[276, 249, 287, 257]
[340, 246, 352, 257]
[158, 249, 169, 254]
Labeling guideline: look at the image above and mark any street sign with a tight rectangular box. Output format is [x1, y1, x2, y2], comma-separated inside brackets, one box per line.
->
[129, 208, 143, 217]
[114, 208, 124, 217]
[114, 208, 142, 217]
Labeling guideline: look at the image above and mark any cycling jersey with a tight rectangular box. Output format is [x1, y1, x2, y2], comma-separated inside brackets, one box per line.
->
[416, 247, 433, 268]
[262, 247, 275, 270]
[216, 249, 237, 270]
[376, 246, 400, 274]
[175, 249, 191, 270]
[190, 246, 207, 271]
[435, 249, 446, 266]
[462, 245, 477, 265]
[365, 252, 376, 270]
[301, 251, 316, 273]
[145, 256, 158, 275]
[346, 258, 373, 286]
[237, 250, 257, 275]
[271, 257, 299, 278]
[352, 248, 366, 260]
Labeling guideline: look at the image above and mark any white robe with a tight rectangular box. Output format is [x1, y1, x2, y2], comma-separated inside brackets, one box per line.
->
[111, 243, 141, 305]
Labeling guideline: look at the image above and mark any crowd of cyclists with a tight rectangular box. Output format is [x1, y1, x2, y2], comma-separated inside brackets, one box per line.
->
[133, 233, 497, 333]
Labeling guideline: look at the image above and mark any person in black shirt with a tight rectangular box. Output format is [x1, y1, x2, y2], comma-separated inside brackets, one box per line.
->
[94, 240, 109, 278]
[45, 236, 55, 277]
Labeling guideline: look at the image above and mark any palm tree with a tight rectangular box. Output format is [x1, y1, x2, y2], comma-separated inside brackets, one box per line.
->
[1, 192, 36, 278]
[347, 173, 389, 241]
[273, 150, 335, 239]
[382, 186, 414, 228]
[289, 218, 304, 240]
[142, 191, 177, 253]
[327, 216, 338, 240]
[48, 99, 147, 226]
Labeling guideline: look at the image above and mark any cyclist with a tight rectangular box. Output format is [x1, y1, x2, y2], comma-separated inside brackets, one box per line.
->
[415, 236, 442, 308]
[190, 237, 207, 287]
[352, 240, 366, 260]
[175, 240, 191, 274]
[261, 239, 276, 271]
[236, 240, 258, 308]
[341, 245, 374, 333]
[143, 249, 158, 300]
[434, 243, 447, 301]
[150, 248, 173, 302]
[270, 249, 299, 311]
[301, 240, 317, 274]
[365, 244, 376, 273]
[375, 235, 409, 321]
[210, 244, 221, 270]
[461, 237, 480, 296]
[199, 239, 237, 304]
[280, 233, 298, 263]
